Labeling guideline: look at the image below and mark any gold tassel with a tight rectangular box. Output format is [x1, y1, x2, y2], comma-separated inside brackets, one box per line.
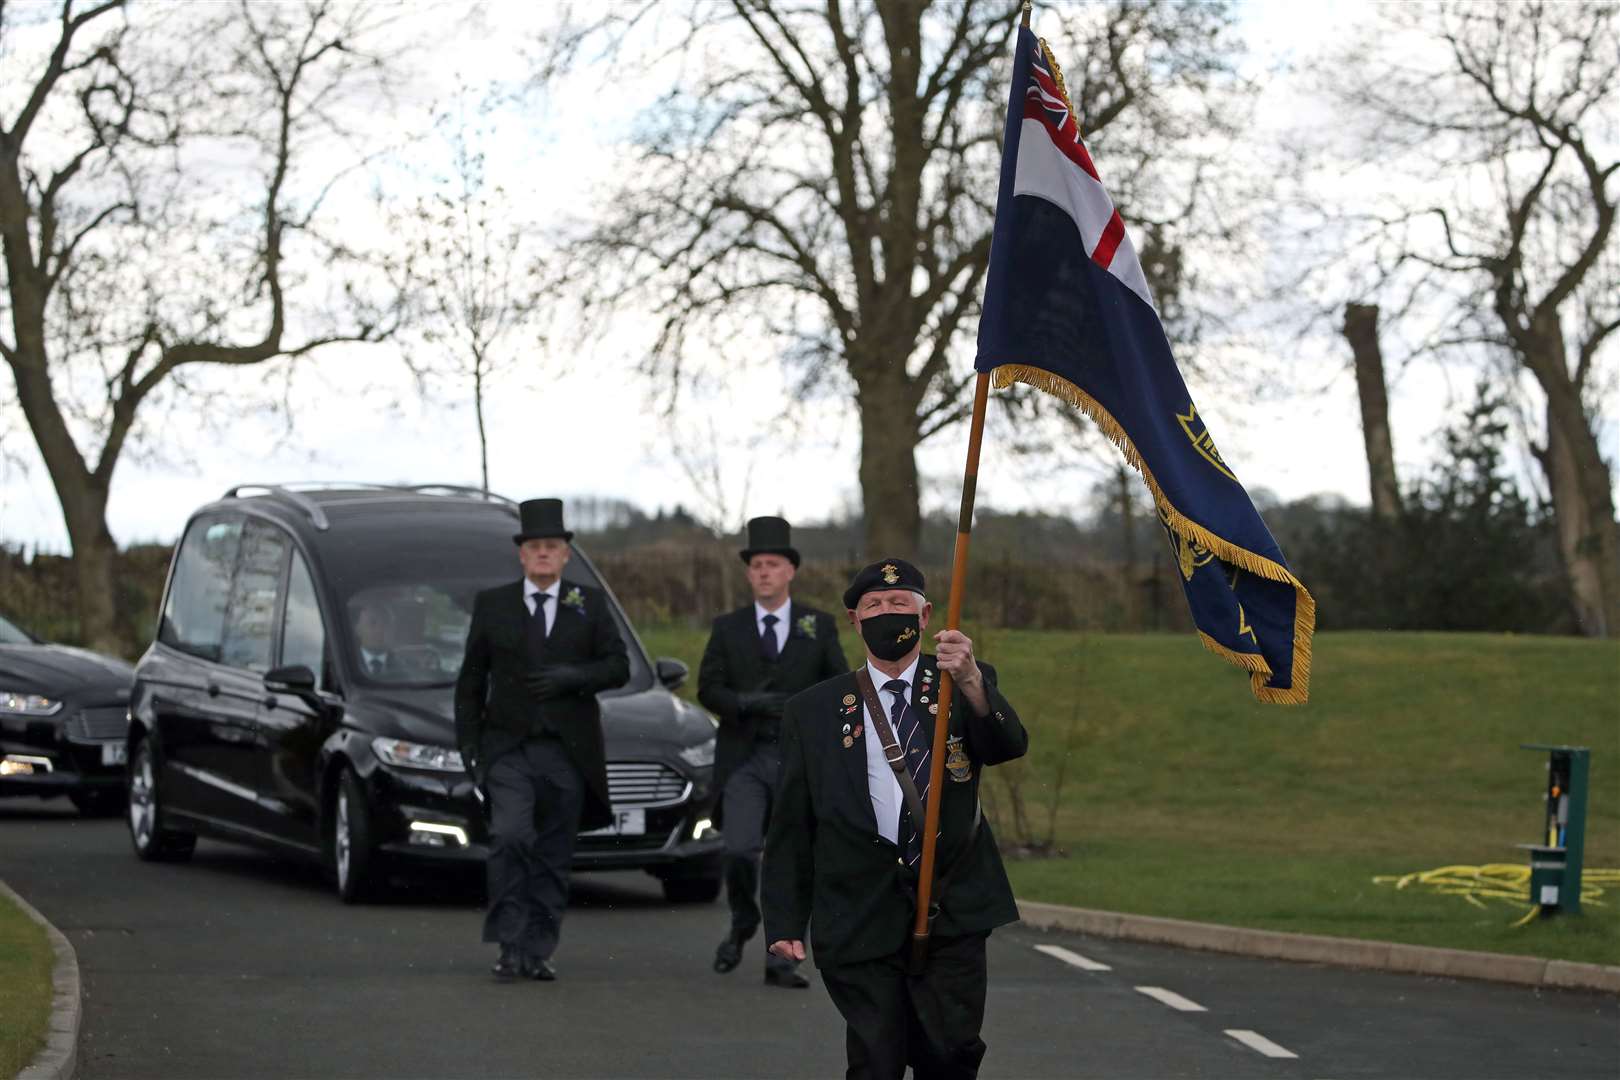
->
[993, 364, 1316, 705]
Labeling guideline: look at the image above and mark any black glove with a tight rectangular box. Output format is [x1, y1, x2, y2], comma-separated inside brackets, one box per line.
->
[735, 691, 789, 719]
[526, 664, 590, 701]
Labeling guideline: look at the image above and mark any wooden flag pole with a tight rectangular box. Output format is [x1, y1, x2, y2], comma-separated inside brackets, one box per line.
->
[909, 0, 1029, 973]
[910, 371, 991, 967]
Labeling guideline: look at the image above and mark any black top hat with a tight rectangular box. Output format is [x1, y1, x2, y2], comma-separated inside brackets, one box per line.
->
[512, 498, 574, 544]
[739, 516, 800, 568]
[842, 557, 926, 610]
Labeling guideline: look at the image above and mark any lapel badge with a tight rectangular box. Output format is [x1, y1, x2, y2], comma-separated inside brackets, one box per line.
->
[919, 695, 929, 704]
[842, 722, 851, 736]
[929, 703, 939, 715]
[842, 734, 855, 748]
[842, 693, 857, 707]
[945, 735, 972, 782]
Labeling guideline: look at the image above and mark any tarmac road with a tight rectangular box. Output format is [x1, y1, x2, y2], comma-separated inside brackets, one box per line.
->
[3, 799, 1615, 1080]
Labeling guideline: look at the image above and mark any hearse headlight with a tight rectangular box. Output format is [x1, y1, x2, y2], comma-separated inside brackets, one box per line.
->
[0, 690, 63, 717]
[372, 737, 464, 773]
[678, 737, 716, 769]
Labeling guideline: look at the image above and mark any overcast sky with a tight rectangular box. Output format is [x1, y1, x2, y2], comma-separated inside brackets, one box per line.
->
[1, 0, 1611, 553]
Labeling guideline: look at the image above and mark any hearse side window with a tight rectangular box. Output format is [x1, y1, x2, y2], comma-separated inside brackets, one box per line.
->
[159, 515, 243, 662]
[219, 521, 291, 673]
[280, 551, 327, 686]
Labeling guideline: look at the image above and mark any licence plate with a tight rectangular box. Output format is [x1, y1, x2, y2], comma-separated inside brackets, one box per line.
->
[582, 808, 645, 836]
[101, 743, 127, 766]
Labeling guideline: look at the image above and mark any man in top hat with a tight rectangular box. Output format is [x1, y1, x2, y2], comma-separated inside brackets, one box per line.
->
[698, 516, 848, 987]
[762, 558, 1028, 1079]
[455, 498, 629, 981]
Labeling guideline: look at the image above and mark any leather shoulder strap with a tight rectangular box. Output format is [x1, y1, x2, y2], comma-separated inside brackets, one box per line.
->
[854, 668, 929, 832]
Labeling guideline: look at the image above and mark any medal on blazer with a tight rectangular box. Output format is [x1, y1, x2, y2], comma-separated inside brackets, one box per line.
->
[945, 735, 972, 782]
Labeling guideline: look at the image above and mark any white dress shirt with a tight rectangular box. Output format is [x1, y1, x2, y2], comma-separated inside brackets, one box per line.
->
[524, 579, 560, 636]
[861, 655, 919, 844]
[755, 599, 791, 653]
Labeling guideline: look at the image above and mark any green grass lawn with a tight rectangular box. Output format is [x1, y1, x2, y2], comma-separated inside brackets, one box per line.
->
[636, 624, 1620, 966]
[0, 889, 53, 1077]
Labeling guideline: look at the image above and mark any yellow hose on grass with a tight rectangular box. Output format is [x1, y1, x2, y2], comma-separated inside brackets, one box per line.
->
[1371, 864, 1620, 928]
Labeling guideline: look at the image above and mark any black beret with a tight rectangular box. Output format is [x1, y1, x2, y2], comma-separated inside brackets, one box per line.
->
[842, 557, 927, 610]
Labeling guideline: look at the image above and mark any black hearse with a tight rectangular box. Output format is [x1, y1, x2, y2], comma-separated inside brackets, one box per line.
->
[126, 484, 721, 902]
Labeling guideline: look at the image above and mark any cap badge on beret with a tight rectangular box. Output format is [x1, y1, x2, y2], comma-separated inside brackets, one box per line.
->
[881, 563, 900, 585]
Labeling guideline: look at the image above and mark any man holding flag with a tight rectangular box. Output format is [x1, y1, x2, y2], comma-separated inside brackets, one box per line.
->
[762, 559, 1027, 1079]
[763, 3, 1315, 1073]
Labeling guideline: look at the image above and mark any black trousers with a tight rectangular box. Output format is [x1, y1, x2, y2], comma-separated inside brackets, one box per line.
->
[482, 736, 585, 958]
[819, 932, 990, 1080]
[721, 743, 794, 972]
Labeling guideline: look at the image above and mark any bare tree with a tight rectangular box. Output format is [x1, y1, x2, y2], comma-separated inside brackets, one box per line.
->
[396, 93, 546, 494]
[1319, 2, 1619, 636]
[1, 0, 407, 651]
[538, 0, 1252, 557]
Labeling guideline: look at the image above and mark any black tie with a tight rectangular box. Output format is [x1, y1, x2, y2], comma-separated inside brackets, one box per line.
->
[531, 593, 549, 638]
[760, 613, 780, 660]
[885, 678, 930, 866]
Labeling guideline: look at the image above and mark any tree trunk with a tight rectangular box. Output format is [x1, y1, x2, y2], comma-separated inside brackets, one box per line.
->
[1343, 303, 1402, 521]
[1116, 463, 1137, 569]
[70, 519, 121, 656]
[1540, 399, 1620, 638]
[856, 378, 923, 559]
[57, 479, 120, 654]
[472, 356, 489, 494]
[6, 354, 122, 653]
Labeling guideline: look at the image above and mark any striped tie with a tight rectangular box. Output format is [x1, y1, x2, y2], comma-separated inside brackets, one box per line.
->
[885, 679, 929, 866]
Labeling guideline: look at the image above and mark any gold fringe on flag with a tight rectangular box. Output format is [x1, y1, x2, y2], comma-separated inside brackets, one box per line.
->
[992, 363, 1316, 705]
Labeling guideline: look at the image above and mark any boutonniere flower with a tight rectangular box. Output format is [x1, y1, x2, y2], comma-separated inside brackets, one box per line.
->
[561, 586, 585, 612]
[795, 614, 817, 639]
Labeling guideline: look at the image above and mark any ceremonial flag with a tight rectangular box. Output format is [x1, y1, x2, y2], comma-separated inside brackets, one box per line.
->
[976, 28, 1315, 704]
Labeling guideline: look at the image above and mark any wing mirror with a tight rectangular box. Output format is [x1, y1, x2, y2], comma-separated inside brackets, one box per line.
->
[264, 664, 317, 694]
[655, 657, 689, 691]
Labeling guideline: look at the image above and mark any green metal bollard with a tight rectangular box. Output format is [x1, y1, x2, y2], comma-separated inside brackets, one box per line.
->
[1519, 744, 1590, 915]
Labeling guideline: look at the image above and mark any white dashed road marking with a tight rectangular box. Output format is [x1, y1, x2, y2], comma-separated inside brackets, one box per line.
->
[1034, 944, 1112, 971]
[1133, 986, 1207, 1012]
[1224, 1029, 1300, 1059]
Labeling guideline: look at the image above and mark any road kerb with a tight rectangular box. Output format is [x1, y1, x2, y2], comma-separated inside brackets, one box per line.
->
[1016, 898, 1619, 995]
[2, 878, 80, 1080]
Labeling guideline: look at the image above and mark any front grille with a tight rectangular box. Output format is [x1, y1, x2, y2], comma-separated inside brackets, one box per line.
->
[65, 707, 128, 742]
[605, 762, 690, 808]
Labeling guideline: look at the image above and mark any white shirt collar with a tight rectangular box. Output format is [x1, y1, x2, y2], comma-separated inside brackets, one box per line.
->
[864, 654, 921, 698]
[754, 598, 791, 624]
[525, 578, 560, 601]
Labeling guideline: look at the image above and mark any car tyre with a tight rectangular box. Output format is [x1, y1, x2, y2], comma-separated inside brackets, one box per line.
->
[330, 767, 379, 904]
[127, 735, 196, 862]
[660, 875, 722, 904]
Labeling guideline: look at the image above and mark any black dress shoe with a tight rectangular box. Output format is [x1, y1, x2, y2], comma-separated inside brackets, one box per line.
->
[526, 956, 557, 981]
[764, 964, 811, 989]
[713, 933, 745, 974]
[492, 947, 524, 980]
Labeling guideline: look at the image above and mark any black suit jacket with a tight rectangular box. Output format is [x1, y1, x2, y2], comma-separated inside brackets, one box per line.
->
[762, 655, 1027, 969]
[697, 601, 848, 815]
[453, 579, 630, 832]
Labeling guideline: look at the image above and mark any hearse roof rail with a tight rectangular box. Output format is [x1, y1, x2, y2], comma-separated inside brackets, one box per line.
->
[221, 482, 520, 530]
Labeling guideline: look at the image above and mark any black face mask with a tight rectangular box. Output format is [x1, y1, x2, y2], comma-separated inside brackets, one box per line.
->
[859, 611, 921, 662]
